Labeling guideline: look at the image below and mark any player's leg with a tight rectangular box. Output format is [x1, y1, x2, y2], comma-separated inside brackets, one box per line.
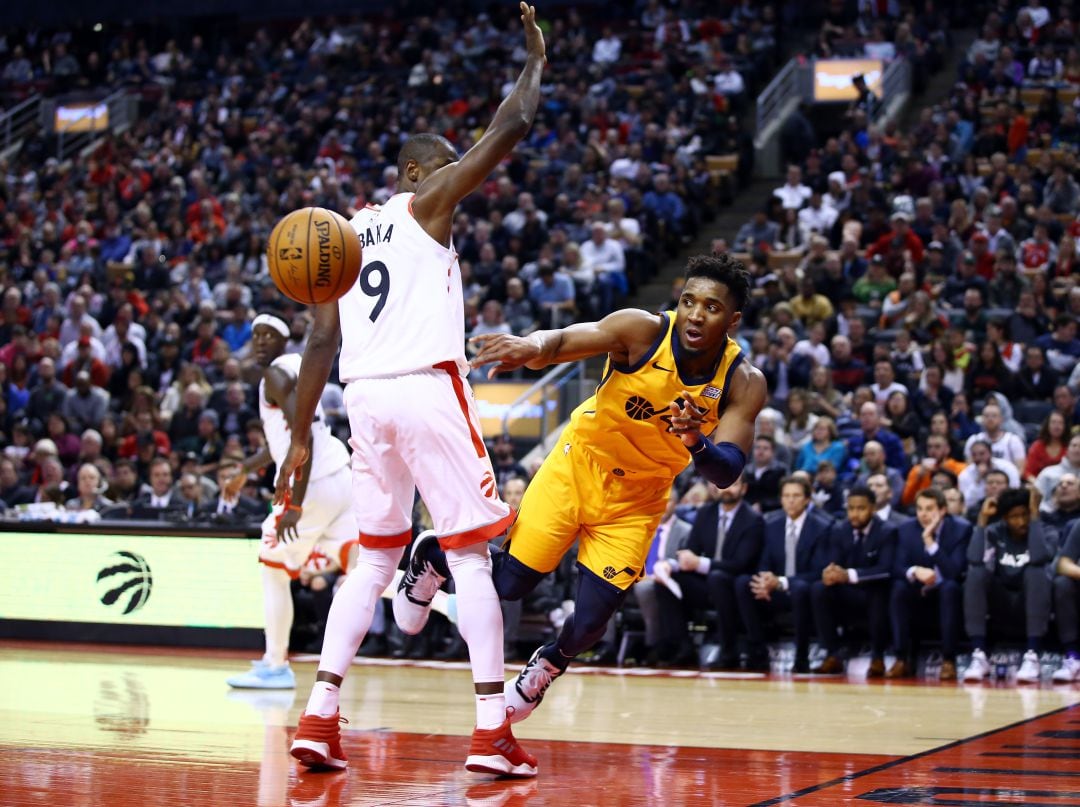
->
[394, 438, 581, 632]
[227, 510, 312, 689]
[395, 367, 536, 777]
[291, 385, 413, 770]
[506, 477, 667, 722]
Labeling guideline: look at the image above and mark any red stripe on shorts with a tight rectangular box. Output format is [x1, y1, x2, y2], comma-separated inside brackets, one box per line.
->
[433, 360, 486, 459]
[438, 508, 517, 551]
[258, 557, 302, 579]
[358, 528, 413, 549]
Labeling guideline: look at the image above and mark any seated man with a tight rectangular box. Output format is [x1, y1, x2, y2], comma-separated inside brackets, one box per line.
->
[633, 486, 694, 663]
[962, 487, 1054, 684]
[1052, 520, 1080, 682]
[199, 459, 265, 521]
[655, 473, 763, 669]
[810, 486, 897, 677]
[889, 487, 972, 680]
[734, 476, 832, 672]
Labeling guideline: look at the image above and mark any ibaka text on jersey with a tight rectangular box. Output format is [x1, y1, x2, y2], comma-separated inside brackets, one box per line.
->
[357, 222, 394, 249]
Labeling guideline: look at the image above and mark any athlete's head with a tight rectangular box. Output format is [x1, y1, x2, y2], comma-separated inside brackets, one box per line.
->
[251, 314, 289, 367]
[398, 133, 458, 191]
[675, 253, 750, 357]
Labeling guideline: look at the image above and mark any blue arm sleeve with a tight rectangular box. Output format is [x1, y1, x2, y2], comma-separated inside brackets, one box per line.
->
[687, 437, 747, 489]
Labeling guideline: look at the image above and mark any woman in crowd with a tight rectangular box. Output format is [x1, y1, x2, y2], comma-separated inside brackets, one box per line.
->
[65, 463, 113, 513]
[1024, 410, 1069, 482]
[795, 416, 846, 474]
[785, 389, 819, 449]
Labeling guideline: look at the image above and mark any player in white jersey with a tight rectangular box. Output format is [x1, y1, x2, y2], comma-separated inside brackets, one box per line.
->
[223, 314, 355, 690]
[278, 4, 546, 778]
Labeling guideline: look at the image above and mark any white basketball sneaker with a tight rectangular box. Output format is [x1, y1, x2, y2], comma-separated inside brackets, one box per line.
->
[392, 530, 446, 635]
[505, 646, 563, 724]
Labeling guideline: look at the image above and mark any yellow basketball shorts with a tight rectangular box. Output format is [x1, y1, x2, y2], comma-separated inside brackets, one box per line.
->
[506, 433, 670, 591]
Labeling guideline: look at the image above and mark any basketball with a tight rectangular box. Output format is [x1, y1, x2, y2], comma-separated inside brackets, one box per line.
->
[266, 207, 362, 305]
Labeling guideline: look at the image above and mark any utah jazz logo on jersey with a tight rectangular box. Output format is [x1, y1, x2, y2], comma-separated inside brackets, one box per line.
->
[624, 395, 709, 431]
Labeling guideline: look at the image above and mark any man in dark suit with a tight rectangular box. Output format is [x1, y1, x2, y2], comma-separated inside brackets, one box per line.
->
[744, 435, 787, 513]
[888, 487, 973, 680]
[810, 486, 897, 677]
[132, 457, 182, 510]
[735, 476, 832, 672]
[1016, 345, 1058, 401]
[655, 472, 764, 668]
[198, 459, 266, 522]
[632, 487, 694, 659]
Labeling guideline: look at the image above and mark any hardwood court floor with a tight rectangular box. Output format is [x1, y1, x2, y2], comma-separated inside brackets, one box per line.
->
[0, 642, 1077, 806]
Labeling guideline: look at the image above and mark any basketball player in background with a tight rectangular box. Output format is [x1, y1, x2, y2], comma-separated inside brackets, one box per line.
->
[275, 3, 546, 777]
[397, 253, 765, 722]
[222, 315, 355, 689]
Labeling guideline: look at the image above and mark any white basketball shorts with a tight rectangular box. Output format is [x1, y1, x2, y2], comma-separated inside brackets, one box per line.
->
[343, 361, 515, 550]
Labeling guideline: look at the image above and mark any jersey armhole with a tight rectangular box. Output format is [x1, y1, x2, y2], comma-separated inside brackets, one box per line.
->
[716, 352, 746, 415]
[609, 312, 669, 374]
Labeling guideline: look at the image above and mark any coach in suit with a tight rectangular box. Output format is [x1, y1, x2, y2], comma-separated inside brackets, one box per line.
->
[655, 473, 764, 668]
[888, 486, 973, 680]
[810, 485, 897, 676]
[132, 457, 183, 510]
[633, 489, 694, 655]
[736, 476, 833, 672]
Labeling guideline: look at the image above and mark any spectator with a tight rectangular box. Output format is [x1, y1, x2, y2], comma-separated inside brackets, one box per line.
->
[866, 212, 925, 270]
[1053, 521, 1080, 682]
[1025, 411, 1069, 482]
[902, 434, 968, 508]
[1016, 345, 1059, 401]
[199, 460, 264, 521]
[60, 371, 110, 433]
[773, 165, 812, 211]
[829, 335, 868, 394]
[1036, 315, 1080, 377]
[65, 463, 113, 513]
[866, 472, 907, 530]
[735, 208, 779, 253]
[889, 487, 972, 680]
[795, 416, 845, 474]
[870, 360, 908, 406]
[790, 279, 834, 330]
[855, 442, 904, 506]
[744, 435, 786, 513]
[962, 400, 1026, 470]
[965, 340, 1015, 401]
[0, 457, 34, 506]
[962, 488, 1053, 684]
[655, 475, 762, 668]
[528, 264, 576, 329]
[1034, 434, 1080, 513]
[579, 223, 626, 314]
[960, 438, 1021, 509]
[847, 401, 907, 473]
[643, 173, 689, 250]
[810, 486, 896, 676]
[1046, 474, 1080, 531]
[27, 357, 68, 426]
[634, 487, 694, 664]
[133, 457, 180, 509]
[735, 476, 832, 672]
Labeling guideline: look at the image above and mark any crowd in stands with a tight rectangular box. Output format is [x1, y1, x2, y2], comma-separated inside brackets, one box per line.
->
[2, 1, 1080, 682]
[0, 0, 771, 514]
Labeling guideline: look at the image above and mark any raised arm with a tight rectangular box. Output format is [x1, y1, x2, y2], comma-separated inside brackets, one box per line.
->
[411, 3, 545, 235]
[470, 307, 664, 378]
[273, 302, 340, 503]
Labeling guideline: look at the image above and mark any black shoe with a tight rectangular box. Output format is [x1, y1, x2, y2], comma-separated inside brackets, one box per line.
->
[792, 657, 811, 674]
[658, 645, 700, 669]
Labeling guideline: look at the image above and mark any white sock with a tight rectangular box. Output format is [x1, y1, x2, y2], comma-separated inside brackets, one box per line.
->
[306, 681, 340, 718]
[317, 545, 403, 676]
[261, 565, 294, 667]
[446, 544, 505, 729]
[475, 694, 507, 730]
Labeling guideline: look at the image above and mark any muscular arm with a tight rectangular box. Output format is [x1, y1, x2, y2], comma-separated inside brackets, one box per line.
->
[263, 365, 315, 507]
[273, 302, 340, 503]
[470, 308, 664, 377]
[411, 5, 545, 244]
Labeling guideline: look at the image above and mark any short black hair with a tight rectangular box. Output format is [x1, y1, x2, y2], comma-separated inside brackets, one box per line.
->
[397, 133, 454, 174]
[684, 253, 751, 311]
[847, 485, 874, 505]
[997, 487, 1030, 516]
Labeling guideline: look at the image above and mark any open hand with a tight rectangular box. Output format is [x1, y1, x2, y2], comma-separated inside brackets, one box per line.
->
[520, 3, 547, 65]
[468, 333, 543, 379]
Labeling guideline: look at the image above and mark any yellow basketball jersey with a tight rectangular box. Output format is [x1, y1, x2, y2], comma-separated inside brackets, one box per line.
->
[566, 312, 745, 479]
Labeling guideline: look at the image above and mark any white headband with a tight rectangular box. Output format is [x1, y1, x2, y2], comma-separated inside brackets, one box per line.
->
[252, 314, 289, 339]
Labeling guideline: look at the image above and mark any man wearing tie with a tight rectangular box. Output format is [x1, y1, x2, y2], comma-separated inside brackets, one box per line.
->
[735, 476, 832, 672]
[655, 472, 764, 668]
[810, 486, 897, 676]
[633, 487, 694, 662]
[199, 459, 265, 521]
[888, 486, 973, 680]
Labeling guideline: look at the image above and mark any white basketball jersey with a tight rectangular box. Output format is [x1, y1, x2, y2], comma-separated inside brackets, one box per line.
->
[259, 353, 349, 484]
[338, 193, 466, 381]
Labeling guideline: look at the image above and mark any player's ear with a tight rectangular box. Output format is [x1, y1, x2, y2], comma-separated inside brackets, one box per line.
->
[405, 159, 421, 183]
[728, 311, 742, 332]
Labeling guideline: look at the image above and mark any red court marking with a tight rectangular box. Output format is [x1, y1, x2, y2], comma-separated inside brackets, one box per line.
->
[753, 703, 1080, 806]
[0, 727, 894, 807]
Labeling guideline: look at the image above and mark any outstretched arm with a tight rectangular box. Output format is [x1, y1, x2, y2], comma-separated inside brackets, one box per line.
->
[274, 302, 340, 504]
[469, 308, 664, 378]
[411, 3, 546, 238]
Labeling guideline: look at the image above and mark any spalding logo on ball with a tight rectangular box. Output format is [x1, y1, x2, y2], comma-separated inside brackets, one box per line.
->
[267, 207, 362, 305]
[97, 551, 153, 615]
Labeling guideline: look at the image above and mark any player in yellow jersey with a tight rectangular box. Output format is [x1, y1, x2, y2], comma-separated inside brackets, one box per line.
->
[395, 253, 766, 721]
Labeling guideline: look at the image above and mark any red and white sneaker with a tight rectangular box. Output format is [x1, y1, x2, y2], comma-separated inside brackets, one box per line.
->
[290, 712, 348, 770]
[465, 716, 538, 778]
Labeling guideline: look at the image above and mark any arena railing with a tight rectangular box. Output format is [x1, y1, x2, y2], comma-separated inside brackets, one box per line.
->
[0, 93, 41, 159]
[753, 58, 805, 178]
[499, 360, 590, 445]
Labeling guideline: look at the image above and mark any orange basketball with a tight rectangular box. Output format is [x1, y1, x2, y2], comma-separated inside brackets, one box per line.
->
[266, 207, 361, 305]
